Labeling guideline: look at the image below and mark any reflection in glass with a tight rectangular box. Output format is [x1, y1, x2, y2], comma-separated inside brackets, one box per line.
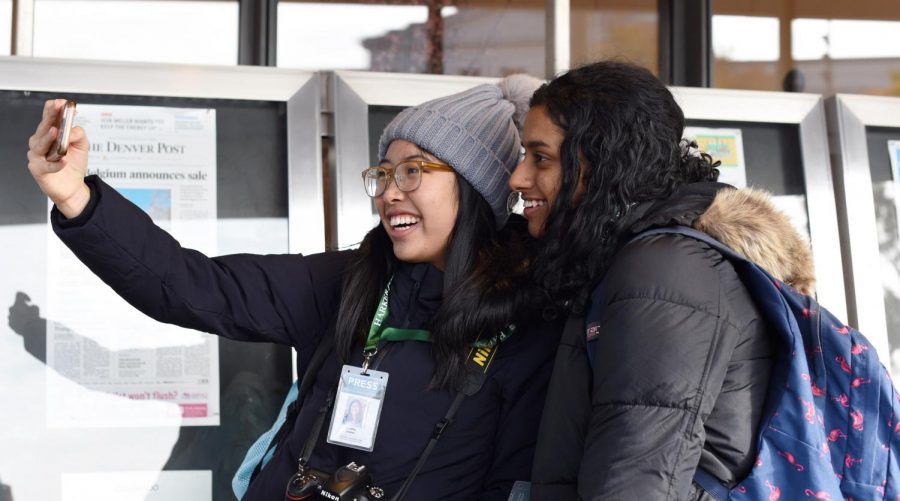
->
[32, 0, 239, 65]
[277, 3, 428, 70]
[441, 0, 544, 77]
[713, 1, 900, 96]
[712, 15, 780, 91]
[0, 0, 10, 55]
[1, 219, 287, 500]
[872, 181, 900, 379]
[278, 0, 545, 77]
[571, 0, 658, 75]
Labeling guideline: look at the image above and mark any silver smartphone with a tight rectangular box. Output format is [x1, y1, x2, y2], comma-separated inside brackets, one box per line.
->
[46, 100, 77, 162]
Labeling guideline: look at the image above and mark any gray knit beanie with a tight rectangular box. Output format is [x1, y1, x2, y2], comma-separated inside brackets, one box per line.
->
[378, 74, 543, 228]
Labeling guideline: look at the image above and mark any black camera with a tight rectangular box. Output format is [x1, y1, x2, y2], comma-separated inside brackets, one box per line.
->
[285, 462, 385, 501]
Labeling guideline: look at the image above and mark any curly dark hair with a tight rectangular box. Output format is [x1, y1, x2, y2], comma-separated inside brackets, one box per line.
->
[530, 60, 720, 314]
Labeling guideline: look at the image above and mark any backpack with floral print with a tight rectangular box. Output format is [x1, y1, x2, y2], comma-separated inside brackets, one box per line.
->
[641, 226, 900, 501]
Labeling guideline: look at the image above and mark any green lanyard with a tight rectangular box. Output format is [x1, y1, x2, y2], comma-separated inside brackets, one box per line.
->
[365, 277, 431, 352]
[362, 277, 516, 369]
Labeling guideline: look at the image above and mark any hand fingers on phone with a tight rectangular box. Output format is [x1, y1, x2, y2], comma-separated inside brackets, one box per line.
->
[36, 99, 65, 138]
[28, 100, 63, 155]
[26, 129, 63, 175]
[28, 125, 57, 160]
[69, 126, 88, 151]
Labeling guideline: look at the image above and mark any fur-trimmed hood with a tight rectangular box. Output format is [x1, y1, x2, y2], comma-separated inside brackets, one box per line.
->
[694, 187, 816, 295]
[625, 183, 816, 295]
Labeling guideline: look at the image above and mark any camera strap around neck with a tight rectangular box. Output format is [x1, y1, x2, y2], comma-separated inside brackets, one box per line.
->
[387, 340, 501, 501]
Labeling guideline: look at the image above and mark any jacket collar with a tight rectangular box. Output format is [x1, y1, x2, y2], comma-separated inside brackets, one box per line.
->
[386, 261, 443, 330]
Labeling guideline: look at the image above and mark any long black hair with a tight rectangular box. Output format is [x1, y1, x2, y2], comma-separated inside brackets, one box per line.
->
[530, 60, 719, 313]
[334, 173, 535, 389]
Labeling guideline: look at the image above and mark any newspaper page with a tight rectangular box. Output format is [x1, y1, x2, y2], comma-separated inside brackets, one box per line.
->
[46, 104, 220, 428]
[683, 127, 747, 188]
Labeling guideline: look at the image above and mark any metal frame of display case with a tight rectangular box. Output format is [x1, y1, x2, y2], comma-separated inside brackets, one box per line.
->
[826, 94, 900, 358]
[328, 70, 495, 249]
[672, 87, 847, 327]
[672, 87, 847, 326]
[0, 55, 324, 255]
[671, 87, 847, 324]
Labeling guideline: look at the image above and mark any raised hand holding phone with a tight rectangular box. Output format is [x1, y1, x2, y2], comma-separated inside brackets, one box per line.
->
[26, 99, 92, 218]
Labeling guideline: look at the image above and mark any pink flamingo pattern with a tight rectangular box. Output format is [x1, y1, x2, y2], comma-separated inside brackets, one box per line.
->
[766, 480, 780, 500]
[826, 429, 846, 442]
[843, 453, 862, 469]
[850, 410, 864, 432]
[835, 356, 851, 374]
[777, 450, 805, 472]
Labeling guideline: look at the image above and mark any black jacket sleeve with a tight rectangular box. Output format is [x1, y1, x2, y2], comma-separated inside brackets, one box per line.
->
[51, 176, 350, 349]
[577, 234, 744, 500]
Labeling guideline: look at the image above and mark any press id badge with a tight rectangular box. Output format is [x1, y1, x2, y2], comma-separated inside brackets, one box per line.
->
[327, 365, 389, 452]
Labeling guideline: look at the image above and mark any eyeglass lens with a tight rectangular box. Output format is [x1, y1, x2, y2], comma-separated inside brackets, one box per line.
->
[365, 163, 422, 197]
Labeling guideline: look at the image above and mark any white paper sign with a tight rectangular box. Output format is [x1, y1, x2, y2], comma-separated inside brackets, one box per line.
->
[46, 104, 220, 427]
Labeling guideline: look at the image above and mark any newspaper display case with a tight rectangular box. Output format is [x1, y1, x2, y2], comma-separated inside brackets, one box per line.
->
[0, 57, 323, 501]
[673, 87, 847, 324]
[828, 94, 900, 376]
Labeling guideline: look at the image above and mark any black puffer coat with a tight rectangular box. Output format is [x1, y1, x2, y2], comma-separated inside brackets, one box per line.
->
[531, 183, 816, 500]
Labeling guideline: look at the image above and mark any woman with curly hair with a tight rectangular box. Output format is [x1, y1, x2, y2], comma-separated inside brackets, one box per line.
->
[510, 61, 815, 499]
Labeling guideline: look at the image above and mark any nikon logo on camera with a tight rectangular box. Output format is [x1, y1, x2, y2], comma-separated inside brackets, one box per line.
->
[320, 491, 340, 501]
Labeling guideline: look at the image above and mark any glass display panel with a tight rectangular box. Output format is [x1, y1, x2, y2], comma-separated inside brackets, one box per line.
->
[0, 90, 292, 501]
[865, 126, 900, 378]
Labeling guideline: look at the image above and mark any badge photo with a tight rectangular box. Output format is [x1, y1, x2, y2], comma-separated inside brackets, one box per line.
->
[327, 365, 389, 452]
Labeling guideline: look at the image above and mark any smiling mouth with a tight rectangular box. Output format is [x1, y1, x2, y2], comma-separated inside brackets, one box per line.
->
[389, 215, 421, 232]
[523, 199, 546, 209]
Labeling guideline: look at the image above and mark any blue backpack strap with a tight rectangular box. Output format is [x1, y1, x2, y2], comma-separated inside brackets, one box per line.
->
[232, 332, 336, 499]
[692, 467, 729, 501]
[507, 481, 531, 501]
[232, 380, 300, 499]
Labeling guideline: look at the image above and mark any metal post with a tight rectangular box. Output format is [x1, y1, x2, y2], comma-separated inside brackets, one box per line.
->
[425, 0, 444, 74]
[658, 0, 710, 87]
[545, 0, 570, 79]
[239, 0, 277, 66]
[11, 0, 35, 56]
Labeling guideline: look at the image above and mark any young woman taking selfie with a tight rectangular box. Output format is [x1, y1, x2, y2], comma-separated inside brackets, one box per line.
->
[26, 75, 561, 501]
